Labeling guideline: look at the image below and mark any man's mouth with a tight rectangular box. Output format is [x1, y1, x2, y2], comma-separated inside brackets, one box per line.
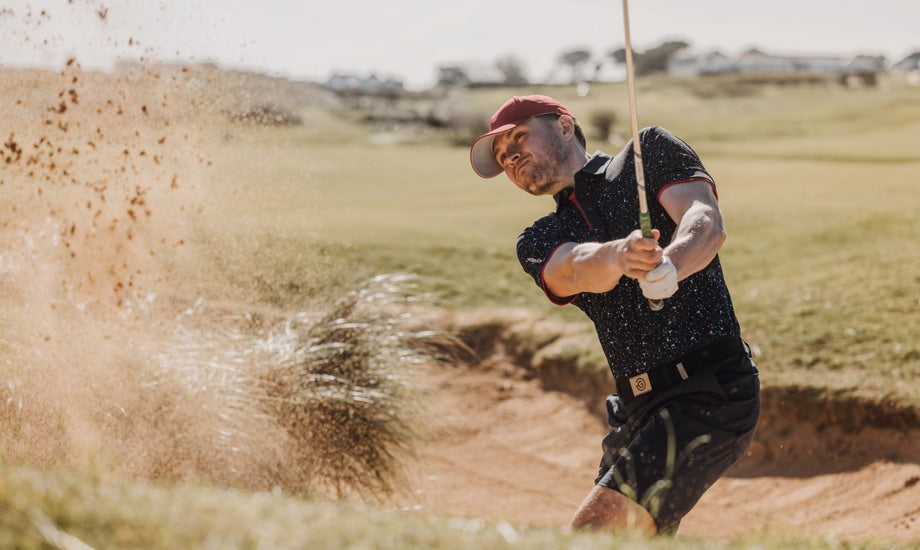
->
[514, 158, 529, 180]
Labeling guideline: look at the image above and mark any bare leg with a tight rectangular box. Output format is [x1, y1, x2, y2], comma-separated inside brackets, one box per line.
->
[569, 485, 657, 535]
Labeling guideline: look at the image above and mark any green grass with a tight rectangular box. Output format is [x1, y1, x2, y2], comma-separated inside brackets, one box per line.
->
[714, 154, 920, 403]
[0, 461, 909, 550]
[196, 121, 558, 311]
[189, 75, 920, 407]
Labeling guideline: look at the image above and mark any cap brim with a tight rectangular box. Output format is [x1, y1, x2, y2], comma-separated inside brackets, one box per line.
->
[469, 123, 516, 179]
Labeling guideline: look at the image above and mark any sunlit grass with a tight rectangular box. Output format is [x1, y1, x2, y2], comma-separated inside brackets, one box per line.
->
[0, 461, 910, 550]
[192, 76, 920, 408]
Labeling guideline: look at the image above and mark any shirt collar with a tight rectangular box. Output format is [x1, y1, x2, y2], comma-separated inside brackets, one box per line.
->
[552, 188, 570, 211]
[579, 150, 613, 177]
[553, 151, 613, 210]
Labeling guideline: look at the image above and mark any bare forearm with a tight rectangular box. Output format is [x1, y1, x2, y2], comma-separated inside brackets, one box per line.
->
[568, 241, 627, 293]
[543, 241, 625, 297]
[664, 203, 726, 281]
[544, 231, 662, 297]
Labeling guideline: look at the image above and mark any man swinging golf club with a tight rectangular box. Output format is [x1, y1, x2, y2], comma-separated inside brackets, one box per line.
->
[468, 43, 761, 533]
[470, 91, 761, 535]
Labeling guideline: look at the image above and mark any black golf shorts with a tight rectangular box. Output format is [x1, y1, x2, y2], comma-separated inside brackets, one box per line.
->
[595, 353, 760, 533]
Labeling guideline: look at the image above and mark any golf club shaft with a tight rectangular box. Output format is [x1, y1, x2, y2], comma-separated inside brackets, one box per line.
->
[622, 0, 664, 311]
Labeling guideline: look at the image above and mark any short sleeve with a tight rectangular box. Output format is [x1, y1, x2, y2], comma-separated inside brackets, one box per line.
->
[516, 215, 578, 305]
[639, 126, 716, 201]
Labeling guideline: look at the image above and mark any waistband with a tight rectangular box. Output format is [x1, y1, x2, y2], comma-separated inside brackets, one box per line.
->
[614, 336, 750, 406]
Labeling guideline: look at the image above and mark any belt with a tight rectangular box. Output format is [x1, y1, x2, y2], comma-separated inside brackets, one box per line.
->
[614, 336, 750, 405]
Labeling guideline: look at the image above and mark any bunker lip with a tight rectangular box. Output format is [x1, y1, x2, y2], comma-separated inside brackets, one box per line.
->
[385, 309, 920, 542]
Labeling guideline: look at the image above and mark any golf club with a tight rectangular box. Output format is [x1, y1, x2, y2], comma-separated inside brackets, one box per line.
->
[622, 0, 664, 311]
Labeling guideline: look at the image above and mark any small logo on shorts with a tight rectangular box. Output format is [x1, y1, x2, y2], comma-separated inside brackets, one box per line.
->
[629, 373, 652, 396]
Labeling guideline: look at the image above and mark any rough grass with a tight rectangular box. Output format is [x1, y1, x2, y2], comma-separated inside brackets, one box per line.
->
[0, 268, 452, 500]
[257, 273, 466, 499]
[0, 461, 910, 550]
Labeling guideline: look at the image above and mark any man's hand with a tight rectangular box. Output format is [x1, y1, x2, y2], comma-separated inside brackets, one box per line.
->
[640, 256, 678, 300]
[618, 229, 663, 279]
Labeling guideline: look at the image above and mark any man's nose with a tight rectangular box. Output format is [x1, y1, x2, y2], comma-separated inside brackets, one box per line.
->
[506, 151, 521, 166]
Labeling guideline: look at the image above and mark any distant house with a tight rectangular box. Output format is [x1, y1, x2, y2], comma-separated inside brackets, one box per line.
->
[845, 55, 887, 73]
[737, 49, 849, 73]
[667, 47, 887, 77]
[733, 49, 793, 72]
[891, 52, 920, 72]
[325, 73, 405, 96]
[667, 49, 734, 76]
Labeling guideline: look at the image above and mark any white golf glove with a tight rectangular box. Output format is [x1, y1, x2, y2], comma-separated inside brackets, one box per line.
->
[640, 256, 678, 300]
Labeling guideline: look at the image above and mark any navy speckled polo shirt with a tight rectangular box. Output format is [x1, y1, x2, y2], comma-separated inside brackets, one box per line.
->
[516, 126, 740, 379]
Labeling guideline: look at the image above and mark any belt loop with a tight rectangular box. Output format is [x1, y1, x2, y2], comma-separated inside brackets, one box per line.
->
[615, 378, 631, 402]
[675, 362, 689, 380]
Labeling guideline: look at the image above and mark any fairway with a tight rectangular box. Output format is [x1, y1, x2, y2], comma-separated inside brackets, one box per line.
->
[197, 76, 920, 405]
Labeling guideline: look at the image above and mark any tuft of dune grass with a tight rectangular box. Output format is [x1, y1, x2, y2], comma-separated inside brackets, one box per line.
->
[0, 272, 466, 501]
[257, 273, 469, 498]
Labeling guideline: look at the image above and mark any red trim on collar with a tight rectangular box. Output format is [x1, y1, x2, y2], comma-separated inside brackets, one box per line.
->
[568, 190, 594, 230]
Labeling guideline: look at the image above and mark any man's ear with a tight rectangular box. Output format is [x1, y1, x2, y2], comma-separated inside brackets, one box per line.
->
[558, 114, 575, 141]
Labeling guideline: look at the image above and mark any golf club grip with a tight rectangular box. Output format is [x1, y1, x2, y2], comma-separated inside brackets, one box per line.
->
[639, 212, 665, 311]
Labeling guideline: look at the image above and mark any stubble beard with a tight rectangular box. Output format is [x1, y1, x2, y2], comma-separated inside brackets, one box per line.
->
[523, 129, 570, 196]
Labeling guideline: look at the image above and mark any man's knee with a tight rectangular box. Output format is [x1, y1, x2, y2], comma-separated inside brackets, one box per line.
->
[570, 485, 657, 535]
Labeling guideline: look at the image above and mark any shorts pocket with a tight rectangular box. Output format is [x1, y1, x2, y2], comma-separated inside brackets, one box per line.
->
[714, 356, 758, 403]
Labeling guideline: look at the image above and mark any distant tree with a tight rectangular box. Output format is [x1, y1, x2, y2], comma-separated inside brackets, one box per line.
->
[559, 48, 592, 83]
[495, 55, 529, 86]
[589, 109, 617, 142]
[437, 65, 470, 88]
[635, 40, 689, 74]
[608, 47, 626, 65]
[607, 40, 691, 76]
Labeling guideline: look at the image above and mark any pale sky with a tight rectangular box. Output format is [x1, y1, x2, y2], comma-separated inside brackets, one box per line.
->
[1, 0, 918, 89]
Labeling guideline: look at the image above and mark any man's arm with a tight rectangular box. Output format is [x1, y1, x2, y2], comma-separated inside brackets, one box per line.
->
[540, 179, 722, 300]
[542, 231, 663, 299]
[658, 180, 726, 280]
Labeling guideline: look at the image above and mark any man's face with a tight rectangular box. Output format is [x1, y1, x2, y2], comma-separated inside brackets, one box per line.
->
[492, 116, 570, 196]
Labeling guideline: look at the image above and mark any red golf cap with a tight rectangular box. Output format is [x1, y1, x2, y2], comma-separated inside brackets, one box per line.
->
[469, 95, 574, 178]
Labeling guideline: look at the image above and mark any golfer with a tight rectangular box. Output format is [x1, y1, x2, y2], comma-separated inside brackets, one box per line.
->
[470, 95, 760, 535]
